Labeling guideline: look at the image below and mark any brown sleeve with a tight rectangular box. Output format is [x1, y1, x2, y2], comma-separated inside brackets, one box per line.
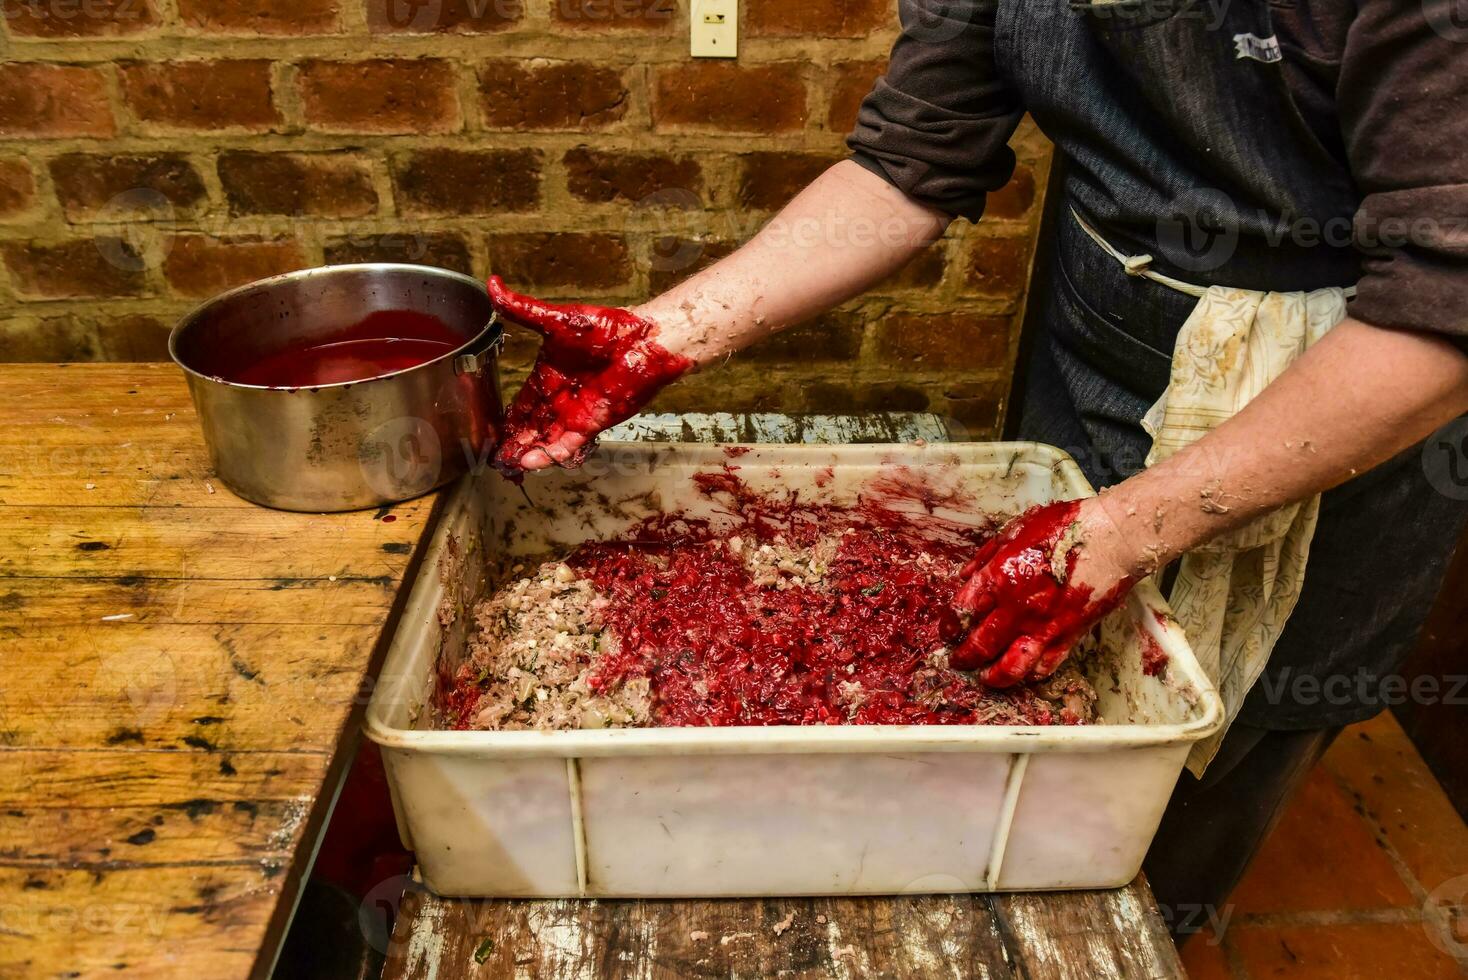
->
[1340, 0, 1468, 339]
[846, 0, 1025, 222]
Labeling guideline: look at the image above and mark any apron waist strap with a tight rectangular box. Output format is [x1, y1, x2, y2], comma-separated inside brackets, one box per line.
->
[1069, 208, 1358, 299]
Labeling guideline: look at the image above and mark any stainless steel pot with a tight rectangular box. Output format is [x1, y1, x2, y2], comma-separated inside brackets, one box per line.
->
[169, 263, 503, 512]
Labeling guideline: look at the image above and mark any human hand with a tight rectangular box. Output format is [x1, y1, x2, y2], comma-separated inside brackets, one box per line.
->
[949, 498, 1139, 687]
[488, 277, 694, 474]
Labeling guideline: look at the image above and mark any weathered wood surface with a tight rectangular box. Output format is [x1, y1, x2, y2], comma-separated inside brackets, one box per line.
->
[382, 880, 1184, 980]
[0, 364, 441, 979]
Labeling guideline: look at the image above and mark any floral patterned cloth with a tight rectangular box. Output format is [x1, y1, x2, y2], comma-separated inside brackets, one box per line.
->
[1072, 208, 1350, 773]
[1140, 287, 1347, 774]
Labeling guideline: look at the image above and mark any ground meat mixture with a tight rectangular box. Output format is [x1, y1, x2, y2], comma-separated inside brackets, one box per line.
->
[440, 499, 1099, 731]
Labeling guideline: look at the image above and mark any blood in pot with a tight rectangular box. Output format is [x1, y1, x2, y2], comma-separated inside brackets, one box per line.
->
[225, 310, 464, 388]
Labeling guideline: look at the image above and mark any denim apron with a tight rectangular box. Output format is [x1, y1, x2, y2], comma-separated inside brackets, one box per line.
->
[995, 0, 1468, 729]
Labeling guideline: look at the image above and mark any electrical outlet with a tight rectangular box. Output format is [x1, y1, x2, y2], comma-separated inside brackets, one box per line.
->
[691, 0, 737, 58]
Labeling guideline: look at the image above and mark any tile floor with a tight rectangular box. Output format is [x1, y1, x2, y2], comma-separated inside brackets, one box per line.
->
[1180, 711, 1468, 978]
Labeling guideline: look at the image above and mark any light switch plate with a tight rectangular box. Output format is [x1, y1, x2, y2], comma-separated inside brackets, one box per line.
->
[691, 0, 737, 58]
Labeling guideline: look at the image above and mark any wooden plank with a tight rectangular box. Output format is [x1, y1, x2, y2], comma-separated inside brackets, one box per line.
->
[0, 864, 281, 978]
[0, 506, 423, 580]
[381, 880, 1183, 980]
[0, 364, 443, 978]
[0, 623, 383, 751]
[0, 576, 406, 627]
[0, 750, 328, 867]
[991, 887, 1184, 979]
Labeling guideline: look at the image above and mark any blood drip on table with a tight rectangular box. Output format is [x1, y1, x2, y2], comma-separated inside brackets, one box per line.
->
[224, 310, 464, 388]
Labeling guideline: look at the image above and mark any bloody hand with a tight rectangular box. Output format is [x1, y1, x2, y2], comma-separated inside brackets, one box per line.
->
[949, 500, 1136, 688]
[488, 276, 693, 474]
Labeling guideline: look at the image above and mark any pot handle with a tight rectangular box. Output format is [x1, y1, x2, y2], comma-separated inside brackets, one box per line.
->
[454, 312, 505, 376]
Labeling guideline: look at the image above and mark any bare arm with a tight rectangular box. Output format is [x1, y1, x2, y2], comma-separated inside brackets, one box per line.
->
[1084, 318, 1468, 577]
[955, 316, 1468, 685]
[636, 160, 951, 366]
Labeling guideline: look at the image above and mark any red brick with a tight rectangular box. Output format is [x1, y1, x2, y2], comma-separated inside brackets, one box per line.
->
[325, 231, 473, 275]
[478, 60, 628, 131]
[0, 158, 37, 218]
[875, 312, 1010, 369]
[551, 0, 675, 31]
[490, 232, 631, 290]
[647, 237, 734, 294]
[747, 0, 887, 37]
[744, 311, 862, 363]
[736, 151, 839, 210]
[937, 379, 1006, 435]
[0, 315, 101, 360]
[163, 235, 307, 298]
[217, 151, 377, 217]
[962, 236, 1032, 298]
[877, 245, 946, 290]
[178, 0, 338, 33]
[119, 60, 278, 131]
[367, 0, 521, 33]
[49, 153, 206, 218]
[565, 146, 700, 205]
[987, 165, 1037, 220]
[828, 59, 884, 133]
[1, 0, 156, 36]
[654, 63, 806, 133]
[0, 64, 115, 138]
[391, 148, 540, 215]
[98, 313, 171, 360]
[2, 238, 146, 299]
[298, 59, 459, 135]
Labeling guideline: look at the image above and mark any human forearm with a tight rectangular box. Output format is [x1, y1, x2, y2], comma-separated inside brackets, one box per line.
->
[1084, 317, 1468, 576]
[634, 159, 951, 366]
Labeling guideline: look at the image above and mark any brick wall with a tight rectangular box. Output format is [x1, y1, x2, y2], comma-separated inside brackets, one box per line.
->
[0, 0, 1052, 436]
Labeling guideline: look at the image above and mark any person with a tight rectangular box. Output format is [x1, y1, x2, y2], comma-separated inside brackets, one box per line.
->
[485, 0, 1468, 935]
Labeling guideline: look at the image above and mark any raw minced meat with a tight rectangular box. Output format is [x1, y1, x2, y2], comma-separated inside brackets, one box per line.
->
[439, 502, 1100, 731]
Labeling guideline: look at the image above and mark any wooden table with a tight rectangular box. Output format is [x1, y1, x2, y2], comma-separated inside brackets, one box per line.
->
[0, 364, 442, 978]
[0, 364, 1184, 978]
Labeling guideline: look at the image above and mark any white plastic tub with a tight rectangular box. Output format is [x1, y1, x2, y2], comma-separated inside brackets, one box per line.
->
[365, 442, 1224, 897]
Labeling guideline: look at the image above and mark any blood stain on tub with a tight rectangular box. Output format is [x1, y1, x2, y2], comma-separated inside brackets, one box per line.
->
[1138, 624, 1169, 677]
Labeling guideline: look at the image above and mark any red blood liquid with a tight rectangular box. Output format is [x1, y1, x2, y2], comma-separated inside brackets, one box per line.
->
[227, 310, 464, 388]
